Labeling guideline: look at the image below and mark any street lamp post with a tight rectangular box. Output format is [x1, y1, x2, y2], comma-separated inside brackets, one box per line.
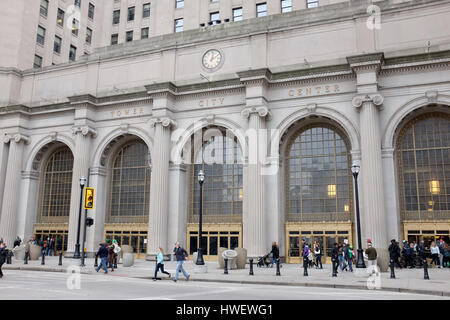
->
[196, 170, 205, 265]
[73, 176, 86, 259]
[351, 162, 366, 268]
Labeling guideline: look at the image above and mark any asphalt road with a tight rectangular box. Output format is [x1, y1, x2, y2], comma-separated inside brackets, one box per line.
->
[0, 270, 447, 300]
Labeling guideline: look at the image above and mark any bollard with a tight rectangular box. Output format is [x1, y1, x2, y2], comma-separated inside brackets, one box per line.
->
[390, 258, 395, 279]
[276, 258, 281, 276]
[224, 258, 228, 274]
[6, 251, 12, 264]
[249, 258, 254, 276]
[24, 251, 28, 265]
[94, 255, 98, 268]
[303, 257, 308, 276]
[423, 258, 430, 280]
[332, 258, 337, 277]
[58, 252, 63, 266]
[41, 251, 45, 265]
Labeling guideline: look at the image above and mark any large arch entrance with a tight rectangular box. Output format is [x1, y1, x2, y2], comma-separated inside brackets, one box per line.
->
[395, 110, 450, 247]
[282, 117, 355, 263]
[185, 126, 244, 261]
[102, 135, 151, 259]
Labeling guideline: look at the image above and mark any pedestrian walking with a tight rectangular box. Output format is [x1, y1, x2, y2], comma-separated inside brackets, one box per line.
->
[173, 242, 190, 282]
[314, 242, 323, 269]
[106, 240, 115, 272]
[346, 245, 354, 272]
[438, 238, 445, 267]
[47, 238, 55, 256]
[338, 243, 348, 271]
[270, 242, 279, 267]
[410, 242, 417, 268]
[113, 239, 121, 265]
[365, 240, 378, 273]
[307, 246, 314, 268]
[430, 241, 441, 268]
[331, 243, 339, 275]
[153, 247, 171, 280]
[443, 243, 450, 268]
[402, 241, 412, 268]
[13, 237, 21, 248]
[0, 243, 9, 278]
[388, 239, 402, 269]
[95, 243, 109, 274]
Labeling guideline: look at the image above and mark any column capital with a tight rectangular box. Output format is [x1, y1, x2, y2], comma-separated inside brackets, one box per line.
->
[72, 125, 97, 138]
[13, 134, 30, 144]
[3, 134, 12, 144]
[352, 93, 384, 109]
[148, 117, 177, 129]
[241, 106, 271, 119]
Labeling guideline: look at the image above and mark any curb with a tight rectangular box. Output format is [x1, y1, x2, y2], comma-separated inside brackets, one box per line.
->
[4, 265, 449, 297]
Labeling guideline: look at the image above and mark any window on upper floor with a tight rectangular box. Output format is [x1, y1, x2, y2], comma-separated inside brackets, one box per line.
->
[37, 26, 46, 45]
[69, 45, 77, 61]
[40, 0, 49, 17]
[57, 8, 65, 27]
[34, 55, 43, 68]
[88, 3, 95, 20]
[111, 33, 119, 45]
[141, 27, 149, 39]
[128, 6, 135, 21]
[113, 10, 120, 24]
[126, 30, 134, 42]
[74, 0, 81, 8]
[307, 0, 319, 8]
[281, 0, 292, 13]
[143, 3, 151, 18]
[54, 36, 62, 53]
[174, 18, 183, 32]
[72, 18, 79, 36]
[257, 3, 267, 17]
[210, 12, 220, 24]
[86, 27, 92, 44]
[233, 7, 243, 21]
[176, 0, 184, 9]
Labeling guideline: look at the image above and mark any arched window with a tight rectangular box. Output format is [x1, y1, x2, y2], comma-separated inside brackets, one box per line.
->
[39, 147, 74, 223]
[286, 125, 353, 221]
[396, 113, 450, 220]
[108, 140, 151, 223]
[189, 129, 243, 223]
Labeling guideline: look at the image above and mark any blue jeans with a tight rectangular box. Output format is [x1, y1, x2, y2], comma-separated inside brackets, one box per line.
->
[96, 257, 108, 273]
[347, 258, 353, 271]
[338, 255, 347, 270]
[47, 248, 54, 256]
[174, 261, 189, 280]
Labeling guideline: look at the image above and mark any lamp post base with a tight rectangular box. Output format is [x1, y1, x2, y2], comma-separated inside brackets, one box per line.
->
[72, 244, 81, 259]
[195, 248, 205, 265]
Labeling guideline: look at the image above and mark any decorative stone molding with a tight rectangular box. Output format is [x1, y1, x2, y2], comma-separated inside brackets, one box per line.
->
[21, 171, 40, 180]
[120, 123, 129, 134]
[352, 93, 384, 109]
[148, 117, 177, 129]
[347, 52, 384, 73]
[72, 126, 97, 138]
[90, 167, 108, 177]
[425, 90, 438, 103]
[13, 134, 31, 144]
[381, 148, 395, 159]
[201, 114, 215, 124]
[306, 103, 317, 113]
[241, 106, 271, 119]
[3, 134, 12, 144]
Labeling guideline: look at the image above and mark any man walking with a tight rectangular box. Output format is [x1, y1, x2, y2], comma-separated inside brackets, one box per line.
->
[0, 243, 9, 278]
[331, 242, 339, 275]
[173, 242, 190, 282]
[95, 243, 109, 274]
[365, 240, 378, 274]
[389, 239, 401, 269]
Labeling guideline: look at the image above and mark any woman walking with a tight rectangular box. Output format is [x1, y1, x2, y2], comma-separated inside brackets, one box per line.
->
[270, 242, 280, 267]
[430, 241, 441, 268]
[443, 243, 450, 268]
[153, 247, 171, 280]
[314, 242, 323, 269]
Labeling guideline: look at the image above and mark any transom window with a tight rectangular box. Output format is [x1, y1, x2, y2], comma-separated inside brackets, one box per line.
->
[286, 125, 353, 221]
[40, 147, 74, 223]
[108, 140, 151, 223]
[189, 129, 243, 224]
[307, 0, 319, 8]
[396, 113, 450, 220]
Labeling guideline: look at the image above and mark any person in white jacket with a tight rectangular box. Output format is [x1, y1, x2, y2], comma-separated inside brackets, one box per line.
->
[430, 241, 441, 268]
[113, 239, 121, 265]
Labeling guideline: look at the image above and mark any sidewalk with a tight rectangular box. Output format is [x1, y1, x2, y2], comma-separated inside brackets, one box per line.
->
[4, 256, 450, 297]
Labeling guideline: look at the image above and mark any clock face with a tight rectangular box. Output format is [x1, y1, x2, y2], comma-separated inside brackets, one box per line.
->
[202, 49, 222, 70]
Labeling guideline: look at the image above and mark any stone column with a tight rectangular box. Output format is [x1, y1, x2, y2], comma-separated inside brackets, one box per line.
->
[352, 94, 389, 271]
[66, 126, 96, 255]
[0, 136, 10, 221]
[0, 134, 30, 247]
[147, 117, 176, 259]
[241, 106, 270, 258]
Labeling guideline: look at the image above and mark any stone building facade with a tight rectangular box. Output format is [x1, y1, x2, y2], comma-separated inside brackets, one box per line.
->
[0, 0, 449, 267]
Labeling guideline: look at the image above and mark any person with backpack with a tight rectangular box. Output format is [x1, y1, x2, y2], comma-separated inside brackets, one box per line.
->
[153, 247, 171, 280]
[173, 242, 190, 282]
[345, 245, 354, 272]
[314, 242, 323, 269]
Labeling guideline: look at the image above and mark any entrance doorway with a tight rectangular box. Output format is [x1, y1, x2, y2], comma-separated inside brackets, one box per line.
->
[286, 222, 353, 264]
[104, 224, 148, 259]
[403, 222, 450, 257]
[187, 223, 242, 261]
[33, 224, 69, 256]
